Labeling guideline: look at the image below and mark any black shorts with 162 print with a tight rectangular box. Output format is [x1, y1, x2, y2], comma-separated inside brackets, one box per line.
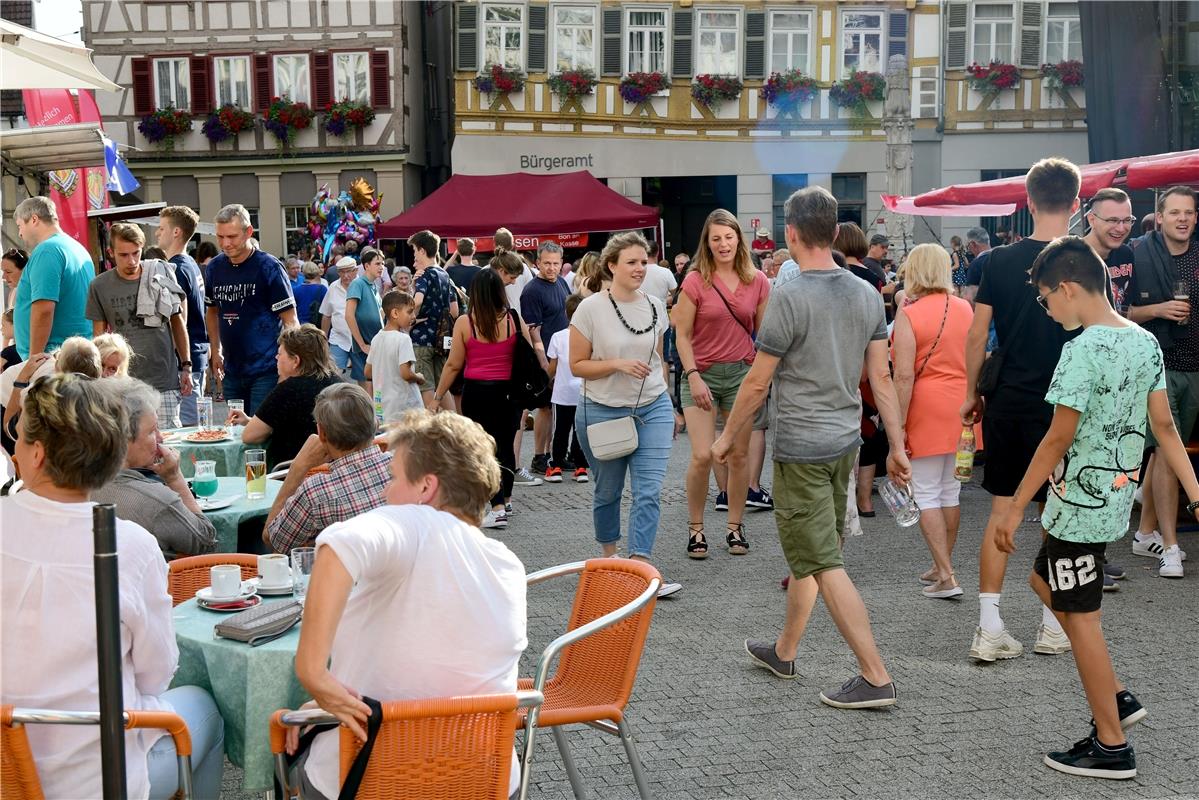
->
[1033, 535, 1108, 613]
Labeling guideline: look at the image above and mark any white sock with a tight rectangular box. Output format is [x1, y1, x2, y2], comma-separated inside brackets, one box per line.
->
[1042, 604, 1063, 633]
[979, 593, 1003, 634]
[1134, 529, 1158, 542]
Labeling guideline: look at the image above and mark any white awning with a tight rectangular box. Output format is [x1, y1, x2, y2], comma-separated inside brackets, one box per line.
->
[0, 19, 121, 92]
[0, 122, 110, 174]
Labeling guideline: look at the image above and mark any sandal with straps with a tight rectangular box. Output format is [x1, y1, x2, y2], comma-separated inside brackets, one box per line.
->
[726, 523, 749, 555]
[687, 523, 709, 560]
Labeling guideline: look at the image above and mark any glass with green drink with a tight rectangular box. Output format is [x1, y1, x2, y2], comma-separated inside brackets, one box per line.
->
[193, 460, 219, 499]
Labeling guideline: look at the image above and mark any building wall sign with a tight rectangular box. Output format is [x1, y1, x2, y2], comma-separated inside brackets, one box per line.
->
[449, 232, 589, 253]
[519, 154, 596, 172]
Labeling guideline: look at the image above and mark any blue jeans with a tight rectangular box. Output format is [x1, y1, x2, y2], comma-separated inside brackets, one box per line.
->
[575, 392, 673, 558]
[179, 350, 209, 426]
[222, 370, 278, 417]
[330, 344, 351, 371]
[147, 685, 225, 800]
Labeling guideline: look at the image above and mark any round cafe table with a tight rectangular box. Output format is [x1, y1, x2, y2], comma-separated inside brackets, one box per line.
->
[200, 476, 282, 552]
[164, 427, 255, 478]
[171, 596, 309, 793]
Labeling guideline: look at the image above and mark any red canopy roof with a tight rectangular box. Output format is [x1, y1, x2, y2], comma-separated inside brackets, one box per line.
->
[376, 171, 660, 239]
[912, 157, 1129, 208]
[1125, 149, 1199, 190]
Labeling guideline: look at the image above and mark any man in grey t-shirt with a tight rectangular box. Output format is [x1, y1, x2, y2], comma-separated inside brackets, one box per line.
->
[713, 187, 911, 710]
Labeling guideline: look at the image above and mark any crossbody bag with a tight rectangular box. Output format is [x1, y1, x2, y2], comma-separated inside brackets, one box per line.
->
[710, 282, 755, 344]
[581, 292, 659, 461]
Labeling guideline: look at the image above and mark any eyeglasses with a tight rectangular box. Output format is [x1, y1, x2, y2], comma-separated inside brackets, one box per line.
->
[1091, 214, 1137, 227]
[1035, 283, 1064, 311]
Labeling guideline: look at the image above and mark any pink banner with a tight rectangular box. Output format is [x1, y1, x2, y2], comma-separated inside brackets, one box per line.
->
[75, 90, 111, 214]
[20, 90, 91, 248]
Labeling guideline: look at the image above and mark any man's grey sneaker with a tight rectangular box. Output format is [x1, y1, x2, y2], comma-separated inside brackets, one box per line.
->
[970, 626, 1024, 662]
[819, 675, 897, 709]
[512, 468, 543, 487]
[1103, 563, 1125, 580]
[657, 581, 682, 599]
[1043, 736, 1136, 780]
[744, 639, 796, 680]
[714, 491, 729, 511]
[746, 486, 774, 510]
[1102, 573, 1119, 592]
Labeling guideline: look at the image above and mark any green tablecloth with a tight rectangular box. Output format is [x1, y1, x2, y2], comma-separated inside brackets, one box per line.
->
[165, 427, 254, 478]
[202, 476, 282, 552]
[171, 597, 310, 793]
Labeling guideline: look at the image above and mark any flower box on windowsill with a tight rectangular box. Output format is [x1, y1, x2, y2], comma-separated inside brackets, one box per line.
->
[762, 69, 819, 120]
[620, 72, 670, 116]
[137, 107, 193, 151]
[262, 96, 316, 148]
[829, 71, 885, 118]
[201, 104, 256, 145]
[473, 64, 527, 110]
[324, 100, 375, 139]
[690, 74, 743, 111]
[965, 61, 1021, 107]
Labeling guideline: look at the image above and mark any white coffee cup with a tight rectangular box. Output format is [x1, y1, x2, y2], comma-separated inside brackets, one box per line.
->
[258, 553, 291, 587]
[209, 564, 243, 599]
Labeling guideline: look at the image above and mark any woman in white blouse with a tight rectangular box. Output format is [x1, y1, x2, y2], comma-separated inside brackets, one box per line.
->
[0, 373, 224, 800]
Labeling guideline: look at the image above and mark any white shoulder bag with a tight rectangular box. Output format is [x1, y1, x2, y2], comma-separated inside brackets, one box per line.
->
[582, 293, 659, 461]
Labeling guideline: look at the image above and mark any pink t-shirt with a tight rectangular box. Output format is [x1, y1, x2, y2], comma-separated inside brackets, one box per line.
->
[680, 269, 771, 371]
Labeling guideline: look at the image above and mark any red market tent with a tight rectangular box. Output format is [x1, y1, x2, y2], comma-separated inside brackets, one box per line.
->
[912, 156, 1130, 208]
[376, 171, 660, 240]
[1125, 149, 1199, 190]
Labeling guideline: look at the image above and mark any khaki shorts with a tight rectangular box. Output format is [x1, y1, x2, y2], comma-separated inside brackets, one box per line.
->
[681, 361, 769, 430]
[413, 346, 447, 392]
[1146, 369, 1199, 448]
[773, 449, 856, 580]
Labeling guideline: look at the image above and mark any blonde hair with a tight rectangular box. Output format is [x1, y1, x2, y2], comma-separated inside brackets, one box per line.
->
[593, 231, 650, 294]
[109, 222, 146, 248]
[20, 373, 129, 490]
[387, 410, 501, 524]
[772, 248, 789, 264]
[692, 209, 755, 286]
[93, 333, 132, 376]
[901, 244, 953, 296]
[573, 251, 602, 294]
[56, 337, 102, 378]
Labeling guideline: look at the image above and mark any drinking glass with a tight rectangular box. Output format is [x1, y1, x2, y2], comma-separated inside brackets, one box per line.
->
[291, 547, 316, 601]
[879, 479, 921, 528]
[245, 449, 267, 500]
[193, 460, 218, 498]
[1174, 279, 1190, 326]
[227, 400, 244, 435]
[197, 397, 213, 431]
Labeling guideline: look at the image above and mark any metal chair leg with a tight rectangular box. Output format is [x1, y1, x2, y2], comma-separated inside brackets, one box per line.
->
[552, 725, 588, 800]
[617, 718, 653, 800]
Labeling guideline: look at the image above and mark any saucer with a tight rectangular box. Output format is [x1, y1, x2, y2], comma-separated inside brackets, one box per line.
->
[195, 582, 257, 604]
[249, 577, 294, 596]
[197, 594, 262, 612]
[196, 497, 234, 511]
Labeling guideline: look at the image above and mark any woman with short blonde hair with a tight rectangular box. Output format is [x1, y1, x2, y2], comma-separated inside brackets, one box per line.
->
[93, 331, 132, 377]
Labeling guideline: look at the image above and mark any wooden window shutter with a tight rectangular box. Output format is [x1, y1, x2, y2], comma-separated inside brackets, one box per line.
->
[888, 10, 908, 59]
[132, 57, 152, 114]
[945, 2, 969, 69]
[1020, 1, 1043, 67]
[601, 7, 622, 76]
[313, 51, 332, 109]
[370, 50, 390, 108]
[455, 3, 479, 72]
[744, 11, 766, 79]
[527, 3, 548, 73]
[189, 55, 212, 113]
[672, 9, 693, 78]
[253, 53, 271, 111]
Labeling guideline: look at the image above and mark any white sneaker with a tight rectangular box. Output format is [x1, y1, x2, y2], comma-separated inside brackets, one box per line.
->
[1133, 531, 1187, 560]
[1033, 624, 1072, 655]
[969, 626, 1024, 662]
[512, 468, 543, 487]
[1159, 545, 1184, 579]
[657, 581, 682, 598]
[482, 509, 508, 529]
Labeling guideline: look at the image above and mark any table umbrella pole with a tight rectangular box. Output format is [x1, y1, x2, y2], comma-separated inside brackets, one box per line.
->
[93, 504, 127, 800]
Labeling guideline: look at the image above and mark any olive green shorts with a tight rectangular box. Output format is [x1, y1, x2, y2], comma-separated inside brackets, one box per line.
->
[773, 449, 856, 580]
[1146, 369, 1199, 448]
[680, 361, 769, 430]
[413, 346, 447, 392]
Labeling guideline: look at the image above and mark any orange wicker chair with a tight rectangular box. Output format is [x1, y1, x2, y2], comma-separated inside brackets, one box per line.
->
[1, 705, 194, 799]
[518, 557, 661, 800]
[167, 553, 259, 606]
[269, 690, 543, 800]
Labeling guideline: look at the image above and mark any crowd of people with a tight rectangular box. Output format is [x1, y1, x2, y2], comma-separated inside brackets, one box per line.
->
[2, 154, 1198, 795]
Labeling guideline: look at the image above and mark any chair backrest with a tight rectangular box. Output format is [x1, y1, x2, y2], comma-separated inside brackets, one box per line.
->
[167, 553, 259, 606]
[553, 558, 660, 711]
[1, 707, 46, 800]
[338, 694, 520, 800]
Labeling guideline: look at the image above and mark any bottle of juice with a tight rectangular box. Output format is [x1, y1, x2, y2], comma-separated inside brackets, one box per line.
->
[373, 389, 384, 425]
[954, 425, 976, 483]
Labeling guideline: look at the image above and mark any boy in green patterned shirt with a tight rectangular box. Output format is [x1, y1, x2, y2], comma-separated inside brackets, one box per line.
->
[995, 237, 1199, 780]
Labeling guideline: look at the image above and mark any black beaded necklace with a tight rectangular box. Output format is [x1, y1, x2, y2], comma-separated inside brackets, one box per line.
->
[608, 290, 658, 335]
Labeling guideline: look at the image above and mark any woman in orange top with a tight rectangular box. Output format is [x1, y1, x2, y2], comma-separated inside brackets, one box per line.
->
[892, 245, 974, 599]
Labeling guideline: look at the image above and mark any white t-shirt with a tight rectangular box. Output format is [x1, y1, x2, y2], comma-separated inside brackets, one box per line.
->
[504, 265, 535, 311]
[307, 504, 527, 800]
[570, 290, 667, 408]
[366, 329, 423, 422]
[640, 263, 678, 303]
[318, 280, 353, 351]
[547, 328, 581, 406]
[1, 490, 178, 800]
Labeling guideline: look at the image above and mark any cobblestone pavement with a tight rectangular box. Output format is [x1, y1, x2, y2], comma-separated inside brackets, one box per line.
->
[221, 435, 1199, 799]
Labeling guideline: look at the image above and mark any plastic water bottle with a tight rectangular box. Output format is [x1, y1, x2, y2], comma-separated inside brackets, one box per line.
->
[879, 479, 921, 527]
[955, 426, 976, 483]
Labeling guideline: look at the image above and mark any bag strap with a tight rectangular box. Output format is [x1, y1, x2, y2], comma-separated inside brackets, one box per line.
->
[582, 292, 659, 419]
[710, 281, 754, 343]
[913, 295, 951, 380]
[337, 697, 383, 800]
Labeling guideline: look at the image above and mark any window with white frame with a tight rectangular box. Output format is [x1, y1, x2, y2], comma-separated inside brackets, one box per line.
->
[552, 5, 596, 72]
[334, 52, 369, 103]
[840, 10, 883, 75]
[483, 4, 525, 69]
[282, 206, 311, 257]
[1044, 2, 1081, 63]
[971, 3, 1015, 65]
[768, 10, 813, 74]
[625, 7, 668, 74]
[214, 55, 251, 108]
[696, 9, 740, 75]
[153, 57, 189, 109]
[274, 54, 311, 104]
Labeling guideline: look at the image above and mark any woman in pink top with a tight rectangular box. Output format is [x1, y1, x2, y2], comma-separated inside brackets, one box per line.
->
[431, 260, 537, 529]
[891, 245, 974, 599]
[673, 209, 772, 559]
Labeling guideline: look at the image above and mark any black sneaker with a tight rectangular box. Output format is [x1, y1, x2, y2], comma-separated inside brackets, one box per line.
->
[1103, 563, 1126, 580]
[1102, 573, 1119, 592]
[1044, 736, 1136, 780]
[531, 454, 549, 474]
[714, 491, 729, 511]
[1090, 690, 1147, 731]
[746, 486, 774, 510]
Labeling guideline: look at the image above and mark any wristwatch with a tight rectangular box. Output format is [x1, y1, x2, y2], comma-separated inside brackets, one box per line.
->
[179, 361, 192, 369]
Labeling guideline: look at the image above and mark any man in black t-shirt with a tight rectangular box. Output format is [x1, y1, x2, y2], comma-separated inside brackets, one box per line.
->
[446, 236, 483, 292]
[1084, 188, 1136, 310]
[962, 157, 1082, 663]
[962, 227, 992, 304]
[862, 234, 889, 284]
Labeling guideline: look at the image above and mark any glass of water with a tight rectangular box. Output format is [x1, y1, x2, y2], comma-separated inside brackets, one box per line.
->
[879, 479, 921, 528]
[226, 400, 244, 435]
[291, 547, 316, 601]
[197, 397, 213, 431]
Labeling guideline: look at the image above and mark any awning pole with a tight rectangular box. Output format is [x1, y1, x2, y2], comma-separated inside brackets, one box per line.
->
[93, 504, 126, 800]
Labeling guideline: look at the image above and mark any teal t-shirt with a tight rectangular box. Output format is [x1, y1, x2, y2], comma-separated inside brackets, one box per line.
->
[14, 232, 94, 358]
[1042, 324, 1166, 543]
[346, 276, 382, 355]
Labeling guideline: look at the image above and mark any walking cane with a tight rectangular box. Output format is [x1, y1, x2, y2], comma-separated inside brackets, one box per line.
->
[94, 504, 127, 799]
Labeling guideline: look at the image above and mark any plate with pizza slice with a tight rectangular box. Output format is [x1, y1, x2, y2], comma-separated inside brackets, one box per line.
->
[183, 429, 232, 443]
